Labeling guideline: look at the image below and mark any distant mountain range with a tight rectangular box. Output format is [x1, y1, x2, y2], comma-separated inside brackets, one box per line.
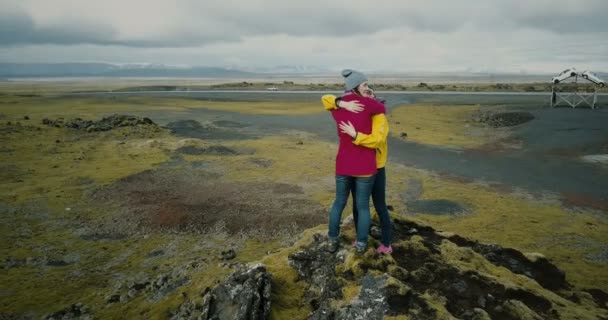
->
[0, 63, 257, 78]
[0, 63, 605, 82]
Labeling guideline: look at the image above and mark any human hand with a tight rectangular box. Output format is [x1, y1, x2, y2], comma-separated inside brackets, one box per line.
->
[338, 121, 357, 138]
[338, 100, 364, 113]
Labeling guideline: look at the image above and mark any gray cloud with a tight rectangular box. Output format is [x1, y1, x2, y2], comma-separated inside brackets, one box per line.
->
[0, 0, 606, 73]
[0, 10, 118, 46]
[500, 0, 608, 33]
[0, 10, 243, 48]
[2, 1, 607, 48]
[515, 12, 608, 34]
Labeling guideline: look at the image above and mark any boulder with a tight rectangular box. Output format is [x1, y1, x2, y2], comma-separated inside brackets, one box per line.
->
[171, 263, 271, 320]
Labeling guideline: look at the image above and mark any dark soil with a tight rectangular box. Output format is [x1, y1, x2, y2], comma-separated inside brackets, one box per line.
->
[166, 119, 250, 140]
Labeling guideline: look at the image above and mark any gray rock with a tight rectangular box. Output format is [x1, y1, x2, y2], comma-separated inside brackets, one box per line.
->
[127, 288, 138, 299]
[171, 263, 271, 320]
[288, 234, 344, 306]
[220, 249, 236, 260]
[43, 303, 91, 320]
[334, 275, 389, 320]
[105, 294, 121, 304]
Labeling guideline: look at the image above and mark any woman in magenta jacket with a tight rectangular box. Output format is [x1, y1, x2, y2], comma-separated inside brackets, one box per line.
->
[327, 69, 385, 256]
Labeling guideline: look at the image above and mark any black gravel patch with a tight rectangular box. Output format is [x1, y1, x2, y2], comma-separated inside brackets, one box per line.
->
[407, 199, 468, 215]
[471, 111, 535, 127]
[403, 179, 423, 202]
[212, 120, 250, 128]
[175, 145, 238, 155]
[166, 119, 249, 140]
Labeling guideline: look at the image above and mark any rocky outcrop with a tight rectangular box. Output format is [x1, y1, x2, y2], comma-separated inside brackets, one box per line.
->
[309, 274, 391, 320]
[171, 263, 271, 320]
[286, 218, 608, 319]
[289, 233, 345, 309]
[42, 114, 156, 132]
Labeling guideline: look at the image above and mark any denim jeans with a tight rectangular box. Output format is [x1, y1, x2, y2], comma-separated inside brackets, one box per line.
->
[328, 175, 375, 245]
[352, 167, 392, 246]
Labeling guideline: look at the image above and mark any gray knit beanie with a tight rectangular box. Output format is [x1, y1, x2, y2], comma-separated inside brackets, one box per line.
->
[342, 69, 368, 91]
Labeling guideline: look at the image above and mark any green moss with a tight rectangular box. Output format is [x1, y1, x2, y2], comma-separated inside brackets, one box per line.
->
[384, 276, 411, 296]
[0, 122, 171, 204]
[137, 98, 325, 115]
[419, 291, 459, 320]
[341, 284, 361, 303]
[389, 104, 511, 149]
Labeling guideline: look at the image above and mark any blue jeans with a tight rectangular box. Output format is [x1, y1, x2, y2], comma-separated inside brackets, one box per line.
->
[328, 175, 375, 245]
[352, 167, 392, 246]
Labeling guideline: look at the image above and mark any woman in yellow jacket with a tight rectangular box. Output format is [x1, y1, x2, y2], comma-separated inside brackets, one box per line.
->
[322, 91, 393, 254]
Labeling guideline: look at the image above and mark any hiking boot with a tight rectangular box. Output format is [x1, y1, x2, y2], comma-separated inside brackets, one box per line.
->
[376, 244, 393, 254]
[354, 243, 367, 257]
[328, 239, 340, 253]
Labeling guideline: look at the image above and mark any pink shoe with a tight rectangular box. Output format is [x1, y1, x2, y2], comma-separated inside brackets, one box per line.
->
[377, 244, 393, 254]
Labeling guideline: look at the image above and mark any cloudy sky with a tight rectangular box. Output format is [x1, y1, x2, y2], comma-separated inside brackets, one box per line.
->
[1, 0, 607, 73]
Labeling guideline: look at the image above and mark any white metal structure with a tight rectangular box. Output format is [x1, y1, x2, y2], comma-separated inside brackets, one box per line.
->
[551, 68, 605, 109]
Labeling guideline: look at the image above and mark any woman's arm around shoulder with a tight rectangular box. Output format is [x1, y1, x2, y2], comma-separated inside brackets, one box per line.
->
[353, 114, 389, 148]
[322, 94, 364, 112]
[365, 97, 386, 115]
[322, 94, 338, 111]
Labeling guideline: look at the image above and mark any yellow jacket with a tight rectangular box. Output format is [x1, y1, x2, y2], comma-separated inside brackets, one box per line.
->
[322, 94, 389, 169]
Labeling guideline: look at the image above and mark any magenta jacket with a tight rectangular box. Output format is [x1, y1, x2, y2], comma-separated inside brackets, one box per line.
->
[331, 93, 386, 176]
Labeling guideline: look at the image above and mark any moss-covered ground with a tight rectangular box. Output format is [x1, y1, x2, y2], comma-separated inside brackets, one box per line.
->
[1, 90, 606, 318]
[389, 104, 512, 149]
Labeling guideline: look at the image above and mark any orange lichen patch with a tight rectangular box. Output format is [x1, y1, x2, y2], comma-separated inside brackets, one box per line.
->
[92, 168, 327, 236]
[151, 206, 189, 228]
[560, 192, 608, 211]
